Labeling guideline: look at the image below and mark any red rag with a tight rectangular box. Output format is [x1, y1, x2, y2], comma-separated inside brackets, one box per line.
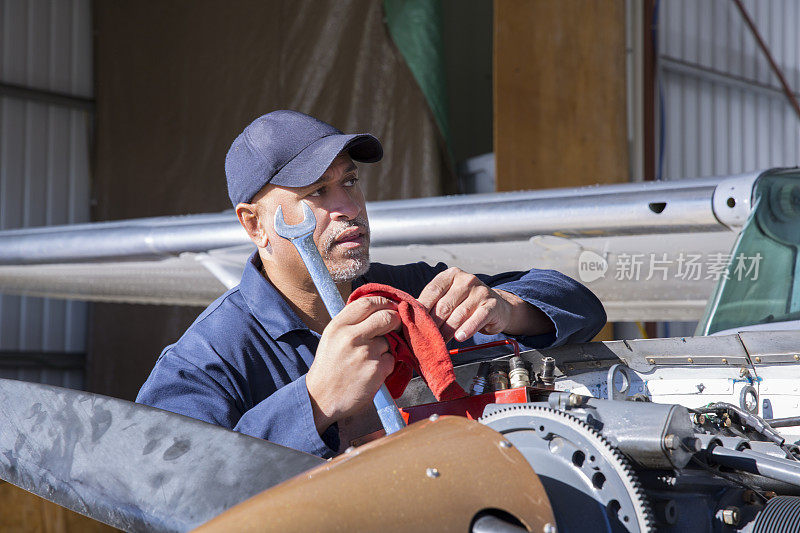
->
[347, 283, 467, 402]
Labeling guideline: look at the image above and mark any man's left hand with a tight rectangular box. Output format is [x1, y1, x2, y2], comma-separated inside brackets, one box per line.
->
[417, 267, 554, 343]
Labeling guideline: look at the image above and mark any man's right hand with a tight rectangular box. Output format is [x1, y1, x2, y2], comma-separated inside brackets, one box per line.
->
[306, 296, 401, 434]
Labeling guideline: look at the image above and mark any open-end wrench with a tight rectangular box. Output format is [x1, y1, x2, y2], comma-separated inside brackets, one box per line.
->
[274, 201, 406, 435]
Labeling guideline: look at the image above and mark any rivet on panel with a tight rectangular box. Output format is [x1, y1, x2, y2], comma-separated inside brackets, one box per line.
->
[755, 357, 762, 363]
[721, 358, 728, 364]
[499, 440, 513, 449]
[429, 414, 439, 421]
[687, 357, 694, 363]
[426, 467, 440, 478]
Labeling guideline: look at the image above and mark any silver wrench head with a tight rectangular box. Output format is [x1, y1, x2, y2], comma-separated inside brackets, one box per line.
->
[273, 201, 317, 240]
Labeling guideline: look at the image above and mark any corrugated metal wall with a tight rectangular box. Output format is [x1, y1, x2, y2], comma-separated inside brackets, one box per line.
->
[652, 0, 800, 338]
[0, 0, 92, 388]
[659, 0, 800, 180]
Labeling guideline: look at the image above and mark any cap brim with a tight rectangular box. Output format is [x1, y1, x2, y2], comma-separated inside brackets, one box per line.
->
[270, 133, 383, 188]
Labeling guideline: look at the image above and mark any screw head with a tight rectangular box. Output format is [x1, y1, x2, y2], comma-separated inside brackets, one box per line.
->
[755, 357, 762, 363]
[344, 446, 355, 454]
[543, 523, 557, 533]
[663, 434, 680, 450]
[568, 393, 583, 407]
[795, 354, 799, 361]
[429, 414, 439, 421]
[687, 357, 694, 363]
[721, 358, 728, 364]
[499, 440, 513, 449]
[647, 358, 655, 364]
[426, 467, 440, 478]
[721, 507, 740, 526]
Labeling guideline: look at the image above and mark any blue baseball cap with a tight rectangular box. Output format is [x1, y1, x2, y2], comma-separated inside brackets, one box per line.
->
[225, 110, 383, 206]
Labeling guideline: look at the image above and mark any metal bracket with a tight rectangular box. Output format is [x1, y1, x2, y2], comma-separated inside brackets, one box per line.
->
[607, 364, 633, 401]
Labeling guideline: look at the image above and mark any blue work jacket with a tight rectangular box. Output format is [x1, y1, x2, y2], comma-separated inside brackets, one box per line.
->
[136, 252, 606, 457]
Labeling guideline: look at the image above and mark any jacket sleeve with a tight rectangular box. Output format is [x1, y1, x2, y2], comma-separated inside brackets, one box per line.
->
[136, 349, 339, 458]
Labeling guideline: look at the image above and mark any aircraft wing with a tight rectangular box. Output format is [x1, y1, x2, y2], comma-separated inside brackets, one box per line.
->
[0, 170, 780, 321]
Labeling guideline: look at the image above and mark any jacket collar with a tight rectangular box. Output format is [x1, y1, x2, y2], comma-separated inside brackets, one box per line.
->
[239, 251, 312, 339]
[239, 250, 368, 339]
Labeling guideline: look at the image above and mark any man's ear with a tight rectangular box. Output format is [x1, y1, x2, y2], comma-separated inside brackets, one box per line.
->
[235, 202, 269, 248]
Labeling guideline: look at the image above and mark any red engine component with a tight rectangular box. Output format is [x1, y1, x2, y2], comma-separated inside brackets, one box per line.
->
[399, 386, 553, 424]
[400, 338, 553, 423]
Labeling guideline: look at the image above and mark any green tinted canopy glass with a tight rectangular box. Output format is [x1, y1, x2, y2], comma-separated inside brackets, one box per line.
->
[697, 170, 800, 335]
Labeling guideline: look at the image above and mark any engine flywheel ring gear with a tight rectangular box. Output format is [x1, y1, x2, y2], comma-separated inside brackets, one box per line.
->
[480, 405, 655, 533]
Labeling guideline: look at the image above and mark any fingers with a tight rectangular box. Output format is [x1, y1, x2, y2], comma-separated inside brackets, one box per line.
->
[337, 296, 397, 325]
[417, 267, 458, 311]
[421, 267, 482, 327]
[450, 302, 493, 342]
[312, 297, 403, 425]
[367, 335, 390, 357]
[352, 308, 401, 342]
[439, 298, 474, 341]
[432, 287, 470, 328]
[423, 269, 492, 335]
[376, 351, 397, 380]
[368, 338, 397, 380]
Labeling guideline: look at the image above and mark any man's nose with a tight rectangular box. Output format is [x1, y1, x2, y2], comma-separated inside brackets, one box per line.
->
[329, 187, 362, 221]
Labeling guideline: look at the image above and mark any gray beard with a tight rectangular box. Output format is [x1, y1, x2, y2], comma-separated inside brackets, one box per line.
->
[321, 216, 370, 283]
[328, 257, 369, 283]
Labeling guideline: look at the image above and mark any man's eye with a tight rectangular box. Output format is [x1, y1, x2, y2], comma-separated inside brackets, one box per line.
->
[344, 177, 359, 186]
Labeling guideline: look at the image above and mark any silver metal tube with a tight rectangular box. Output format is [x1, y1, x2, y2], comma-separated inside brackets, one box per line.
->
[0, 213, 249, 264]
[368, 182, 723, 246]
[708, 446, 800, 487]
[0, 175, 745, 265]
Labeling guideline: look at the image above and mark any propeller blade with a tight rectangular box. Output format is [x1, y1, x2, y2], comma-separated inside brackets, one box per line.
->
[0, 378, 324, 532]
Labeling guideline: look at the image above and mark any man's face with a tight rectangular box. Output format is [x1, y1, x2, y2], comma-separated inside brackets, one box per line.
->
[256, 153, 370, 283]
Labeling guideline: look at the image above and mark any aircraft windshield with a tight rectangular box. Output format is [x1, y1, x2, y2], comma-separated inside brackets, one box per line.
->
[697, 171, 800, 335]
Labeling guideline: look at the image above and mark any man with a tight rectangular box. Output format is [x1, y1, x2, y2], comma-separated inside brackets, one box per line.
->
[137, 110, 606, 458]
